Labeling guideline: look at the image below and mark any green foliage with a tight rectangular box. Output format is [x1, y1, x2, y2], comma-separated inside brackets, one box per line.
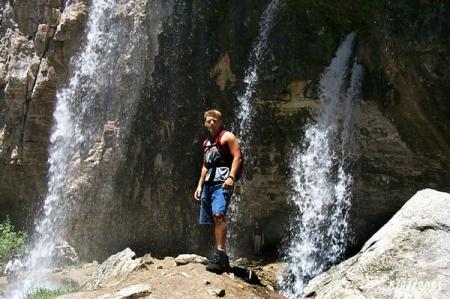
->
[24, 288, 74, 299]
[0, 216, 28, 273]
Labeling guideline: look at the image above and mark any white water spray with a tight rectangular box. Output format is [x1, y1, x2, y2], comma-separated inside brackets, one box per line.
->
[280, 32, 364, 297]
[227, 0, 280, 257]
[235, 0, 280, 149]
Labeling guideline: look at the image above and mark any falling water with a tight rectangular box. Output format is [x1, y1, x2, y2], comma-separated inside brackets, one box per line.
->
[6, 1, 168, 297]
[227, 0, 280, 256]
[280, 32, 363, 297]
[235, 0, 280, 149]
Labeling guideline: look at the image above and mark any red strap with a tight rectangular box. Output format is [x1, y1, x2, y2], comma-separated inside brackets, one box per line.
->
[215, 129, 227, 144]
[216, 130, 230, 156]
[203, 129, 230, 157]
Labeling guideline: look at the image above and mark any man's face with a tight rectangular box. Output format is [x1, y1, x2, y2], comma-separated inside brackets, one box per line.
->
[204, 116, 222, 135]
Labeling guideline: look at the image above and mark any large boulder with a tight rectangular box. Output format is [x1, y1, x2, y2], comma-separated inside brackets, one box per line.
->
[53, 241, 79, 266]
[82, 248, 145, 290]
[303, 189, 450, 299]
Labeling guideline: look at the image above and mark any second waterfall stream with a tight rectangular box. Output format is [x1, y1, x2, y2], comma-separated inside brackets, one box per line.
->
[281, 32, 364, 298]
[227, 0, 281, 256]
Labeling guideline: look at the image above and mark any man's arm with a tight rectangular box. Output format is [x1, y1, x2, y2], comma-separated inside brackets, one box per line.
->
[222, 132, 242, 189]
[194, 165, 207, 201]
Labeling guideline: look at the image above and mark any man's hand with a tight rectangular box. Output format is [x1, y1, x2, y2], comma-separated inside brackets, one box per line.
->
[194, 186, 202, 201]
[222, 177, 234, 190]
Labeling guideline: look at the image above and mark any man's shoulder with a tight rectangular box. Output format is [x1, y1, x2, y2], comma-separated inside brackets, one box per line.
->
[220, 130, 237, 142]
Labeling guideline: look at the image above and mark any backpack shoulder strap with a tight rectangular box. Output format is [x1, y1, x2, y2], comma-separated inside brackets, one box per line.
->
[215, 129, 231, 158]
[215, 129, 228, 145]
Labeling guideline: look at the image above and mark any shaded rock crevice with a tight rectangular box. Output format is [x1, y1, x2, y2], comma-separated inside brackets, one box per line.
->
[413, 224, 450, 233]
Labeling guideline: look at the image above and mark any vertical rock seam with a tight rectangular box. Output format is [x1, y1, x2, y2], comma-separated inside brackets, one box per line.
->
[19, 8, 62, 163]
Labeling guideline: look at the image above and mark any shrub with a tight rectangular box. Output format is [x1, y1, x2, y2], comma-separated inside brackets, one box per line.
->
[25, 288, 73, 299]
[0, 216, 28, 273]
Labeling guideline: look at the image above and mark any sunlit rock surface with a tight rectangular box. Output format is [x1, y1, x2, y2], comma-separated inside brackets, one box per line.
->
[303, 189, 450, 299]
[53, 252, 282, 299]
[82, 248, 145, 290]
[0, 0, 87, 228]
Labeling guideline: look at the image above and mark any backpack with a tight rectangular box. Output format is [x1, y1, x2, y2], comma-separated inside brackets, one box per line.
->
[203, 129, 244, 181]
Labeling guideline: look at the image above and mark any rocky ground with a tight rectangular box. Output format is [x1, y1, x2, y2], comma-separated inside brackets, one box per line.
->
[2, 189, 449, 299]
[0, 251, 284, 299]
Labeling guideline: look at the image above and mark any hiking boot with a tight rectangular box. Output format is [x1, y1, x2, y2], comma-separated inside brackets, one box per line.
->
[206, 249, 230, 273]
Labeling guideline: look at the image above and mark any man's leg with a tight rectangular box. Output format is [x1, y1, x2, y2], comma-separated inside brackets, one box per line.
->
[213, 214, 227, 251]
[205, 186, 231, 272]
[206, 214, 230, 272]
[211, 224, 216, 248]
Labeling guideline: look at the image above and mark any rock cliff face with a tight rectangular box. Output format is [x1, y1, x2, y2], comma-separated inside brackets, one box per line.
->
[0, 0, 449, 261]
[352, 0, 450, 250]
[0, 0, 87, 226]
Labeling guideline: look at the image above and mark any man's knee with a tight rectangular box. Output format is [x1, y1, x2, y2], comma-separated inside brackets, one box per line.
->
[213, 214, 225, 223]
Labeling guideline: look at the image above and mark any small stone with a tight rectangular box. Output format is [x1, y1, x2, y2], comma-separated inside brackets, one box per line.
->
[207, 289, 225, 297]
[115, 284, 151, 297]
[234, 257, 249, 266]
[179, 272, 190, 278]
[142, 253, 154, 265]
[175, 254, 208, 266]
[156, 265, 163, 269]
[203, 279, 211, 285]
[266, 285, 275, 291]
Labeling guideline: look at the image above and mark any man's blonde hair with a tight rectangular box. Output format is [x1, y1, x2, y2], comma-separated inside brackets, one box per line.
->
[204, 109, 222, 120]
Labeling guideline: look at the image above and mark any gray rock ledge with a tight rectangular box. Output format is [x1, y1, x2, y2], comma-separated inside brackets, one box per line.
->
[303, 189, 450, 299]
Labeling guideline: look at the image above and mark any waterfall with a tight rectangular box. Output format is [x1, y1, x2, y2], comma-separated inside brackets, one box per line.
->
[6, 1, 168, 297]
[280, 32, 364, 297]
[227, 0, 280, 256]
[235, 0, 280, 150]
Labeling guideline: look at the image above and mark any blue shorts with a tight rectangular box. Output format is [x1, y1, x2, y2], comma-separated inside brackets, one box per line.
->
[199, 183, 233, 224]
